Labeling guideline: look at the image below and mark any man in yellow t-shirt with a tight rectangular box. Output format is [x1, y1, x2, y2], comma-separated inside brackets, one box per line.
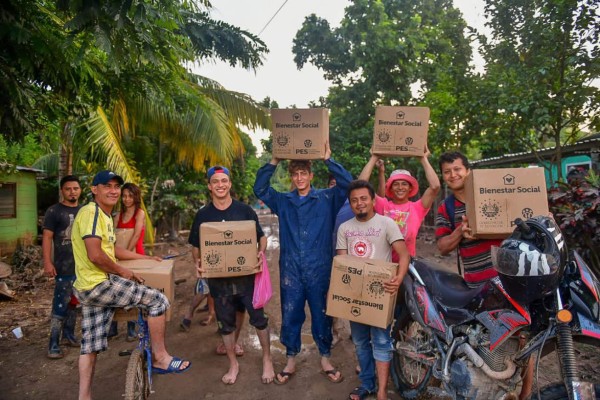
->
[72, 170, 191, 400]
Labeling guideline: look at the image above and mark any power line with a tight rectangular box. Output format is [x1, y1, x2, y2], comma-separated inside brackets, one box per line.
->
[257, 0, 290, 37]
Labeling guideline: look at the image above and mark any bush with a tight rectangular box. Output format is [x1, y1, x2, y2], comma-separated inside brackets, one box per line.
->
[548, 171, 600, 276]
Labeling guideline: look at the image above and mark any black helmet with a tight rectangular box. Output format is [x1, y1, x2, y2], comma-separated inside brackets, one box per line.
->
[492, 216, 567, 304]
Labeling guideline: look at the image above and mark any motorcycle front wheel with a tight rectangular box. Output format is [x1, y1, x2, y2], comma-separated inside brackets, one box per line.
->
[391, 319, 434, 399]
[527, 383, 600, 399]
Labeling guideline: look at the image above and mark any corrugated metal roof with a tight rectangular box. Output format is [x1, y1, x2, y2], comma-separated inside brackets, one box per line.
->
[472, 135, 600, 166]
[16, 166, 44, 173]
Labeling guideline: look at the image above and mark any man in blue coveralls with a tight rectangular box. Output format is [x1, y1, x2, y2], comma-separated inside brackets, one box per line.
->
[253, 141, 352, 385]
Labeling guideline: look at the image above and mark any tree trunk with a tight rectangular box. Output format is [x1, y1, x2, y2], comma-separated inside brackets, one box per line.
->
[58, 121, 73, 198]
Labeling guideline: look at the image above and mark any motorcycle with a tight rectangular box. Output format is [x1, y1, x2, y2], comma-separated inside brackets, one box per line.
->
[392, 216, 600, 399]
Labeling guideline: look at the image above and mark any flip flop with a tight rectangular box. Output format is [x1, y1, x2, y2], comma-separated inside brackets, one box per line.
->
[273, 370, 294, 385]
[151, 357, 191, 375]
[348, 386, 371, 400]
[322, 368, 344, 383]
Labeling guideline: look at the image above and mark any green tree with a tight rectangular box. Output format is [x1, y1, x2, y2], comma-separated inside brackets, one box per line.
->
[474, 0, 600, 180]
[292, 0, 474, 178]
[2, 0, 271, 242]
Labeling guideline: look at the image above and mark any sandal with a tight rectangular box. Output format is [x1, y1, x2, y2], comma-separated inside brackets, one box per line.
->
[151, 357, 192, 375]
[322, 368, 344, 383]
[273, 370, 294, 385]
[348, 387, 371, 400]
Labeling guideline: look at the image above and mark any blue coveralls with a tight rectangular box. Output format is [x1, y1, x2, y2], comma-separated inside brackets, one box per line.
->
[253, 159, 352, 357]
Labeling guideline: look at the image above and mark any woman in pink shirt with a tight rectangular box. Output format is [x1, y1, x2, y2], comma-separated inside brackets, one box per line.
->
[358, 147, 440, 259]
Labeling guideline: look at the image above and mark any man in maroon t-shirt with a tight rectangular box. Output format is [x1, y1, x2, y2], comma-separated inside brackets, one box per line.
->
[434, 152, 501, 287]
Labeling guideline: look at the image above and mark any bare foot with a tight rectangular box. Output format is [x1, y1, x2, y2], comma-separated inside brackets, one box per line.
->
[262, 357, 275, 384]
[222, 362, 239, 385]
[200, 314, 215, 326]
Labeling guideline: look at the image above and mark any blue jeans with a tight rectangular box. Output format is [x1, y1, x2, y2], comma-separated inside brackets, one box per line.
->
[350, 321, 393, 393]
[52, 275, 76, 319]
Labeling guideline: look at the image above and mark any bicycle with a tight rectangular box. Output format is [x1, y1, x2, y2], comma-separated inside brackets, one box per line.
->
[123, 308, 153, 400]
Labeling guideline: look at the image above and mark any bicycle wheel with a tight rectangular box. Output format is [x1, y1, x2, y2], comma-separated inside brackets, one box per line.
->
[124, 348, 150, 400]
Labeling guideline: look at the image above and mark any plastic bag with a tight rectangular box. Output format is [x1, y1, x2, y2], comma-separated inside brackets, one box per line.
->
[252, 251, 272, 309]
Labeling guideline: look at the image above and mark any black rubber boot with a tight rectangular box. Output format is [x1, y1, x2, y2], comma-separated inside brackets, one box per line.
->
[47, 317, 64, 359]
[62, 306, 80, 347]
[126, 321, 137, 342]
[107, 320, 118, 339]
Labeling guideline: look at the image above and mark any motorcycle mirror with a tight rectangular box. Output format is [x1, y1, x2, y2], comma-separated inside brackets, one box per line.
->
[514, 218, 536, 240]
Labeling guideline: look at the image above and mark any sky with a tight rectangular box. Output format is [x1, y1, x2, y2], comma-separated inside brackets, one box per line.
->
[194, 0, 488, 149]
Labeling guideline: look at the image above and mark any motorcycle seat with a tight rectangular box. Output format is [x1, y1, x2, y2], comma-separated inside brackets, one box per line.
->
[413, 259, 488, 309]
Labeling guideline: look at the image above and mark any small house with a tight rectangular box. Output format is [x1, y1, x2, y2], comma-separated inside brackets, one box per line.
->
[0, 164, 42, 255]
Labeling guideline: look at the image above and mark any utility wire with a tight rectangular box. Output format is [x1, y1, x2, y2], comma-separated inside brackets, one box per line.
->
[257, 0, 290, 36]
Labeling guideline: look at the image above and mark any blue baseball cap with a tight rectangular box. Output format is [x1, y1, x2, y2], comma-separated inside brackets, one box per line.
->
[92, 170, 124, 186]
[207, 166, 230, 180]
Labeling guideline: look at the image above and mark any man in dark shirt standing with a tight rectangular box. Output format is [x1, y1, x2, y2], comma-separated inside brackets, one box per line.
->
[42, 175, 83, 359]
[189, 166, 273, 385]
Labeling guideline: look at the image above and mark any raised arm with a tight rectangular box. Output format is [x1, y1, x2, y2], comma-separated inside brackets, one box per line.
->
[419, 146, 441, 209]
[253, 161, 281, 213]
[376, 159, 386, 197]
[358, 153, 379, 181]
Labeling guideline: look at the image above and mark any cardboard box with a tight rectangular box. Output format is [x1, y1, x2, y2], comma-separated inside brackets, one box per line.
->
[372, 106, 429, 157]
[326, 255, 398, 329]
[271, 108, 329, 160]
[113, 259, 174, 322]
[464, 167, 549, 238]
[115, 228, 134, 249]
[200, 221, 259, 278]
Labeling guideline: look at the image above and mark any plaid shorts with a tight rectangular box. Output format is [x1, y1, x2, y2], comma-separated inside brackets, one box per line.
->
[74, 274, 169, 354]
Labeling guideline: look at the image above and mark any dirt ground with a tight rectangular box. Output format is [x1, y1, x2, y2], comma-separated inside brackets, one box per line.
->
[0, 213, 598, 400]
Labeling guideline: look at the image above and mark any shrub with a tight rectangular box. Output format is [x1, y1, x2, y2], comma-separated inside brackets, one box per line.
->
[548, 170, 600, 276]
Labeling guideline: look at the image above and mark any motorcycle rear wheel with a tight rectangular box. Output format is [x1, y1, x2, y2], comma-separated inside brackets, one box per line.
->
[391, 320, 434, 399]
[527, 383, 600, 399]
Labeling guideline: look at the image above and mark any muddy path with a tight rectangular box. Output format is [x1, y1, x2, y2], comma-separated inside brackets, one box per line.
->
[0, 214, 598, 399]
